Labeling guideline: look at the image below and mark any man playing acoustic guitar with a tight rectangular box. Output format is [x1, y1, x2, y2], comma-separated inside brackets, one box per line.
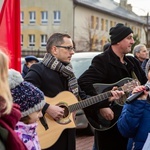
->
[78, 23, 147, 150]
[24, 33, 124, 150]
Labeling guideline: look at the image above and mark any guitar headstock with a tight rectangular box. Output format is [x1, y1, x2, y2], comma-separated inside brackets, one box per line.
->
[121, 79, 140, 93]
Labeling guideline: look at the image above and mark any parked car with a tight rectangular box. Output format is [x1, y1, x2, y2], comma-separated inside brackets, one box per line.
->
[71, 52, 101, 78]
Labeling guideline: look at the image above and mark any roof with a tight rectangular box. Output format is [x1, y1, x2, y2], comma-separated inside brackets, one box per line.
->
[74, 0, 146, 24]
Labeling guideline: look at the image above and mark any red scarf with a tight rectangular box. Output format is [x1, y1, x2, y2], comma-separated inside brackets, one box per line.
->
[0, 104, 27, 150]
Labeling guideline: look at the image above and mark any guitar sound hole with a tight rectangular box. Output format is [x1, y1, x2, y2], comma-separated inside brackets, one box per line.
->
[56, 104, 71, 125]
[59, 104, 69, 118]
[60, 105, 69, 118]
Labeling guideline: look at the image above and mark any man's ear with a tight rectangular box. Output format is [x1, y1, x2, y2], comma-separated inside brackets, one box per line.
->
[136, 53, 140, 58]
[51, 46, 58, 56]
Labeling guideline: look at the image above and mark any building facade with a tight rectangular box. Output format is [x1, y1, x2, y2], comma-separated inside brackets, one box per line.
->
[21, 0, 74, 56]
[0, 0, 147, 55]
[74, 0, 146, 51]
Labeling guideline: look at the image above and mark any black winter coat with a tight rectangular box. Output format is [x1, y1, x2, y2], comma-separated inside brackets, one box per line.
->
[24, 62, 87, 99]
[78, 48, 147, 150]
[21, 64, 29, 78]
[78, 49, 146, 96]
[24, 62, 86, 150]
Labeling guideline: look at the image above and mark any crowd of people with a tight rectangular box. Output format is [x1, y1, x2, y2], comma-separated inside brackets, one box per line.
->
[0, 23, 150, 150]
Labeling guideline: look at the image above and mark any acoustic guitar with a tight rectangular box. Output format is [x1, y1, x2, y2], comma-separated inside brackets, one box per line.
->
[85, 77, 139, 131]
[37, 78, 138, 149]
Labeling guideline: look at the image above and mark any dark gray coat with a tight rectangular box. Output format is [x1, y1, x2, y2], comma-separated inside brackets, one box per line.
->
[24, 63, 77, 150]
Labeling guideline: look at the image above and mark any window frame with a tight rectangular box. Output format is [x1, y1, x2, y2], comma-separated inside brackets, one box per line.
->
[29, 34, 35, 47]
[21, 34, 23, 46]
[53, 11, 61, 24]
[40, 34, 47, 47]
[41, 11, 48, 24]
[29, 11, 36, 24]
[21, 11, 24, 23]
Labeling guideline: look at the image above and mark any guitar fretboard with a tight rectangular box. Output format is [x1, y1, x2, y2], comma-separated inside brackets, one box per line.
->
[69, 78, 138, 112]
[69, 91, 112, 112]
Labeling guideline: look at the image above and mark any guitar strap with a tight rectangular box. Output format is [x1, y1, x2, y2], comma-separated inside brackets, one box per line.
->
[40, 103, 50, 130]
[131, 71, 140, 85]
[131, 71, 138, 80]
[39, 117, 48, 130]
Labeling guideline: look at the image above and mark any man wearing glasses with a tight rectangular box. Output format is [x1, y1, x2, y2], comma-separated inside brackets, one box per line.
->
[24, 33, 124, 150]
[24, 33, 77, 150]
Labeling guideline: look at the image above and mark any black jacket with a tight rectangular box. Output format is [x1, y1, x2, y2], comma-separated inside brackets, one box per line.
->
[78, 49, 146, 96]
[21, 64, 29, 78]
[78, 48, 147, 150]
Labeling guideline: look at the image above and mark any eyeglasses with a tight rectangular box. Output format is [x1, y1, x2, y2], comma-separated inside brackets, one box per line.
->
[56, 46, 75, 51]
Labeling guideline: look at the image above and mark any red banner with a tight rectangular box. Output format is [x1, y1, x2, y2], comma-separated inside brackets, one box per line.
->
[0, 0, 21, 72]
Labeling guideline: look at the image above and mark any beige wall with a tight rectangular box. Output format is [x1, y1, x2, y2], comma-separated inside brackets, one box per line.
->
[74, 6, 146, 51]
[21, 0, 74, 50]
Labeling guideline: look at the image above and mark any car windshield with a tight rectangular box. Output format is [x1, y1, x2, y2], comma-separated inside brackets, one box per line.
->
[71, 58, 92, 79]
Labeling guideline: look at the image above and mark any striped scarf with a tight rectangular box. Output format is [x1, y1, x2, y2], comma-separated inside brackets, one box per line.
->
[42, 53, 79, 97]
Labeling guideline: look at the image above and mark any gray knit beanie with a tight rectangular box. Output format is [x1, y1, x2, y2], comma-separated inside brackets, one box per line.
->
[8, 69, 45, 117]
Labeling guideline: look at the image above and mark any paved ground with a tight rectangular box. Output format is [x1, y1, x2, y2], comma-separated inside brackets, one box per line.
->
[76, 129, 94, 150]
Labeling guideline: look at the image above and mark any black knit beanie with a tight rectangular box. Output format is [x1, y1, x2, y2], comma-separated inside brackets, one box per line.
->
[109, 23, 133, 45]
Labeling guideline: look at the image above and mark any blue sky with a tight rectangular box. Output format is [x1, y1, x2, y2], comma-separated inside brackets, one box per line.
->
[114, 0, 150, 15]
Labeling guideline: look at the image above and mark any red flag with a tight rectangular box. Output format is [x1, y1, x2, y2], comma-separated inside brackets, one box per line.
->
[0, 0, 21, 72]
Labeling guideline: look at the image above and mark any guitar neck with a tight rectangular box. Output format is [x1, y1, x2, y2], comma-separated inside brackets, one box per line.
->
[69, 91, 112, 112]
[69, 78, 138, 113]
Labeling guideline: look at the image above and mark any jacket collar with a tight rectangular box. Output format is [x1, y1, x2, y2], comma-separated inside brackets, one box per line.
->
[106, 48, 134, 71]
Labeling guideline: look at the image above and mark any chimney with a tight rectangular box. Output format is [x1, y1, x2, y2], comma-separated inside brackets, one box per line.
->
[119, 0, 127, 8]
[127, 4, 132, 12]
[120, 0, 132, 12]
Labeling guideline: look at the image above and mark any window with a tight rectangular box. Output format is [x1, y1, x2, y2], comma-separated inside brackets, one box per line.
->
[137, 28, 141, 37]
[91, 16, 99, 29]
[101, 18, 104, 31]
[91, 16, 94, 29]
[41, 35, 47, 47]
[96, 17, 99, 30]
[125, 22, 128, 26]
[110, 21, 113, 28]
[29, 34, 35, 47]
[29, 11, 36, 24]
[105, 20, 108, 31]
[132, 26, 136, 33]
[53, 11, 61, 24]
[21, 35, 23, 46]
[41, 11, 48, 24]
[21, 11, 24, 23]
